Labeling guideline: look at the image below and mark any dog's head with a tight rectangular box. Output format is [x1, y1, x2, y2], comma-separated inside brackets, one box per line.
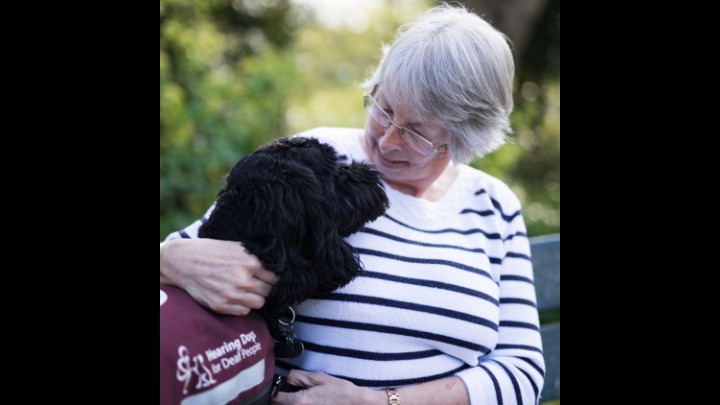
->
[199, 137, 388, 313]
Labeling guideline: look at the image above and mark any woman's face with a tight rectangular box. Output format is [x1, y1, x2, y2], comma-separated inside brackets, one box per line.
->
[362, 88, 450, 191]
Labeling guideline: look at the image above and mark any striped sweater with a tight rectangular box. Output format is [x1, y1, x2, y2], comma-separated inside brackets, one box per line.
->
[165, 127, 545, 405]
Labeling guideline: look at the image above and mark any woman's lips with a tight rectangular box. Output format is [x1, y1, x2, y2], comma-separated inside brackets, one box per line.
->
[376, 150, 407, 169]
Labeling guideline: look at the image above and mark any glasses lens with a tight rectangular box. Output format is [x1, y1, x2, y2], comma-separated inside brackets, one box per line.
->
[399, 130, 434, 155]
[364, 93, 435, 156]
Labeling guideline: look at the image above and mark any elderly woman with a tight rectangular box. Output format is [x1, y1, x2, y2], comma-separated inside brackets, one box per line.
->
[160, 4, 545, 404]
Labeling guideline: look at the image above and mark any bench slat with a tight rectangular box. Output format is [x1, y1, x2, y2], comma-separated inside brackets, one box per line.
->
[530, 234, 560, 312]
[540, 323, 560, 401]
[529, 234, 560, 402]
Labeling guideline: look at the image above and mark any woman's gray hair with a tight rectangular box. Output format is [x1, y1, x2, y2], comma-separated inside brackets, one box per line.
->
[364, 3, 515, 164]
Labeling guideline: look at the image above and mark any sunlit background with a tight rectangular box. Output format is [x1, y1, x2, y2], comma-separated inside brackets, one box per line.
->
[160, 0, 560, 242]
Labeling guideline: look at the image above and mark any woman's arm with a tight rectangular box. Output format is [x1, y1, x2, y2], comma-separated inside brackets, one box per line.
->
[160, 208, 278, 316]
[455, 210, 545, 405]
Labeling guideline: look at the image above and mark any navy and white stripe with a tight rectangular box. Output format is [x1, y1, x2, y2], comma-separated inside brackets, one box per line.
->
[165, 128, 545, 405]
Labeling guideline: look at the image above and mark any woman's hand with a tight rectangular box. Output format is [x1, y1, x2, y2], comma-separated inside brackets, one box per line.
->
[272, 371, 470, 405]
[272, 370, 384, 405]
[160, 238, 278, 315]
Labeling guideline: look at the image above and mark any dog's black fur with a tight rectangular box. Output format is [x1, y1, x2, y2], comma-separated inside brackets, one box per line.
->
[198, 136, 389, 318]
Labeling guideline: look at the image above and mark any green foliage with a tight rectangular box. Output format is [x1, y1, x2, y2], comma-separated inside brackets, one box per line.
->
[539, 309, 560, 325]
[160, 0, 303, 240]
[472, 0, 560, 237]
[283, 4, 428, 131]
[475, 81, 560, 236]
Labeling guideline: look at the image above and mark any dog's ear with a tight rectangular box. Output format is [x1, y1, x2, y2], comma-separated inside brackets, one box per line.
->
[199, 154, 321, 271]
[333, 161, 389, 237]
[246, 160, 329, 272]
[257, 169, 362, 311]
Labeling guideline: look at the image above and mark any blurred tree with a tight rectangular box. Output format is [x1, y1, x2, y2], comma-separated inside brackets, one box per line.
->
[468, 0, 560, 236]
[160, 0, 306, 240]
[458, 0, 550, 63]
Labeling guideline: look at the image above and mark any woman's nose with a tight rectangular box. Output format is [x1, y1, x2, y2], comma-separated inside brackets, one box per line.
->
[378, 125, 403, 151]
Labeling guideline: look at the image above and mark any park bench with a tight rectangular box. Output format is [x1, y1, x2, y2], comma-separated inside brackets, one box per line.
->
[530, 233, 560, 401]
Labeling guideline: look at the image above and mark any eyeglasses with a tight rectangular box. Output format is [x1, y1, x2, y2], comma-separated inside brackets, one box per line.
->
[363, 92, 446, 156]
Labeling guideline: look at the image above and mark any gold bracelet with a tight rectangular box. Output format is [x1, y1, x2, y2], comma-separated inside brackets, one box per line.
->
[385, 388, 400, 405]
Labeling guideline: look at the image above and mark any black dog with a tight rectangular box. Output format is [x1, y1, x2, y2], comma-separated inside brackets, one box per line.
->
[160, 137, 388, 405]
[200, 136, 388, 317]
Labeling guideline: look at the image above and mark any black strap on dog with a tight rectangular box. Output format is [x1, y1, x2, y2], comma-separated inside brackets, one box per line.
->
[273, 306, 305, 359]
